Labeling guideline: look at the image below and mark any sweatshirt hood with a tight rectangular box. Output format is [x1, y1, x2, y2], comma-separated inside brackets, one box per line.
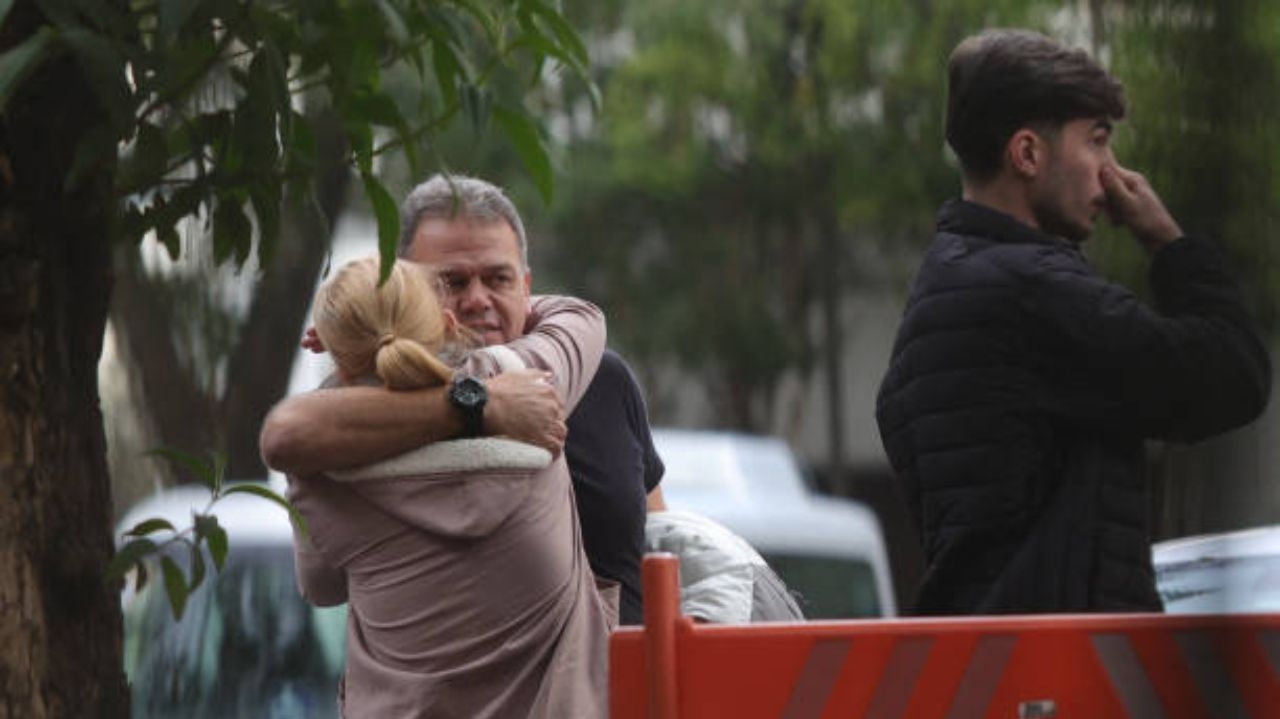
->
[325, 438, 553, 538]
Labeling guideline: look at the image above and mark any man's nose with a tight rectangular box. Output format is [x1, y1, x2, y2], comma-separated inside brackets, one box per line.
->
[456, 278, 491, 312]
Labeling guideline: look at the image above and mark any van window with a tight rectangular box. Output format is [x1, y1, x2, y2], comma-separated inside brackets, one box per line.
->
[124, 544, 346, 718]
[763, 553, 881, 619]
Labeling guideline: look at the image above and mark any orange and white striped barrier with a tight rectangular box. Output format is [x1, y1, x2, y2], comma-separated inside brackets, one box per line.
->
[610, 554, 1280, 718]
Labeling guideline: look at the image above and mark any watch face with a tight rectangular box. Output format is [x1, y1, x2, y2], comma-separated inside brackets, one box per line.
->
[453, 376, 487, 407]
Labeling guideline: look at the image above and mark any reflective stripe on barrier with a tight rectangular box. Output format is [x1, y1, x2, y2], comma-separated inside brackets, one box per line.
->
[610, 555, 1280, 719]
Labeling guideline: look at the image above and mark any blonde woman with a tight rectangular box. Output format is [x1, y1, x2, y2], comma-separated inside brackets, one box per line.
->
[286, 257, 612, 718]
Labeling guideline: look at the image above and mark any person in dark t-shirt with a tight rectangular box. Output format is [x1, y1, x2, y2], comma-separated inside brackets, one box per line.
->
[263, 174, 667, 628]
[565, 349, 665, 625]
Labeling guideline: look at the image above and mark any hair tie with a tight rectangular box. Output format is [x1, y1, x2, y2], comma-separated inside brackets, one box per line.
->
[377, 333, 396, 349]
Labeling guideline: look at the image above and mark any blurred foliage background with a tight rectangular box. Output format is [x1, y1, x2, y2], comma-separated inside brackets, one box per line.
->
[105, 0, 1280, 596]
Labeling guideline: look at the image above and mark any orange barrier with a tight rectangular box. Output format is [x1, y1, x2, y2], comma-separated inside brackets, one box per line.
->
[611, 554, 1280, 719]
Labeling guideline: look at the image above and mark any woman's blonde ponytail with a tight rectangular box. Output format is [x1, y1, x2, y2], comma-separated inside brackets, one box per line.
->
[313, 257, 457, 390]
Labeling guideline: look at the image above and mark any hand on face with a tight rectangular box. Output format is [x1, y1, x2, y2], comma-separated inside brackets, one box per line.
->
[483, 369, 565, 456]
[1100, 162, 1183, 252]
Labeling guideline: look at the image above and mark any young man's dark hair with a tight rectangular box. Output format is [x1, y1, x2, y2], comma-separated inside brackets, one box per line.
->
[877, 29, 1269, 616]
[945, 29, 1127, 182]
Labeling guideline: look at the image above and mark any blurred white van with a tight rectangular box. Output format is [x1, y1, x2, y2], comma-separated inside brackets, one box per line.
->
[651, 428, 897, 618]
[1152, 525, 1280, 614]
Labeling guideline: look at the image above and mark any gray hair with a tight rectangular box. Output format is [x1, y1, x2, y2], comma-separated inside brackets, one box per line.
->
[397, 173, 529, 267]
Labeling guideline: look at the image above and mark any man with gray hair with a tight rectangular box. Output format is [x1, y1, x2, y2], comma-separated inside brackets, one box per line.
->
[262, 173, 665, 624]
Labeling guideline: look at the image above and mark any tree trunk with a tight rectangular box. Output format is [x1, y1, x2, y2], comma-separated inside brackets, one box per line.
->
[220, 112, 350, 477]
[110, 110, 349, 484]
[0, 5, 129, 717]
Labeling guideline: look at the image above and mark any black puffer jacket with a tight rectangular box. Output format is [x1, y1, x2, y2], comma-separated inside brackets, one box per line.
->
[876, 200, 1271, 615]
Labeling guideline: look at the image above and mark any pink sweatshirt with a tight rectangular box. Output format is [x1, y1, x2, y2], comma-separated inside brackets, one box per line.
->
[288, 296, 612, 718]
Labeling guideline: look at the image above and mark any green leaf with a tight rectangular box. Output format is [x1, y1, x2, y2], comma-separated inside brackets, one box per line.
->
[146, 447, 216, 490]
[123, 518, 177, 538]
[460, 83, 490, 135]
[246, 42, 289, 134]
[493, 106, 553, 203]
[212, 451, 227, 496]
[450, 0, 499, 47]
[160, 556, 188, 620]
[118, 123, 169, 195]
[526, 0, 589, 68]
[194, 514, 229, 571]
[187, 541, 206, 591]
[106, 538, 159, 582]
[261, 42, 290, 118]
[285, 111, 317, 174]
[350, 89, 406, 129]
[201, 517, 229, 571]
[360, 172, 400, 284]
[375, 0, 410, 46]
[168, 111, 231, 166]
[509, 31, 570, 80]
[431, 40, 464, 106]
[0, 26, 58, 114]
[212, 199, 252, 266]
[222, 483, 309, 541]
[134, 561, 149, 594]
[251, 182, 282, 268]
[232, 80, 278, 173]
[149, 27, 217, 100]
[346, 121, 375, 175]
[157, 223, 181, 260]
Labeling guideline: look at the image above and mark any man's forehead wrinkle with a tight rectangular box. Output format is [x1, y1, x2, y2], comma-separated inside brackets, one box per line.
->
[437, 260, 520, 275]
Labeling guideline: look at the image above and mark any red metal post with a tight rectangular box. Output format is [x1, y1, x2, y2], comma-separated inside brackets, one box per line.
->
[643, 553, 682, 719]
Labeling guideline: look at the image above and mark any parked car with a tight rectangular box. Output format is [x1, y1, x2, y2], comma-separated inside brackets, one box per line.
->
[117, 484, 346, 718]
[651, 428, 897, 618]
[1152, 525, 1280, 614]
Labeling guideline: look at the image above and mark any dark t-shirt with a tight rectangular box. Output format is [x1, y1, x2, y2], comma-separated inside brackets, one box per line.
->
[565, 349, 664, 625]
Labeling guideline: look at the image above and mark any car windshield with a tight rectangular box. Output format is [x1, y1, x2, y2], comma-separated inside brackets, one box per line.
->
[1156, 554, 1280, 613]
[123, 543, 347, 718]
[762, 553, 881, 619]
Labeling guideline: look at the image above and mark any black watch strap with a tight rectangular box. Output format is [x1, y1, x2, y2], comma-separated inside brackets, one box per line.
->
[448, 375, 488, 438]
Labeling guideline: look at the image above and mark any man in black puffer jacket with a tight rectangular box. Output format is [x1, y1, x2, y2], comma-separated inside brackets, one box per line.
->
[876, 29, 1271, 615]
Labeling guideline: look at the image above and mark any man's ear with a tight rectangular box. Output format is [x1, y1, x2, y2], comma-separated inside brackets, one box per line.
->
[1007, 128, 1046, 179]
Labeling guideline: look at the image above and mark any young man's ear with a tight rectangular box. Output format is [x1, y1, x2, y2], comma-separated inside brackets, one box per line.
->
[1007, 127, 1047, 179]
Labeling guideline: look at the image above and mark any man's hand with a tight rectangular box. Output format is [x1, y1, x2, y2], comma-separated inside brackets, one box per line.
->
[1100, 163, 1183, 253]
[484, 369, 566, 455]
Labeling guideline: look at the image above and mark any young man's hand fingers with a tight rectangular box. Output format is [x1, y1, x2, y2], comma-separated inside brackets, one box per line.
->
[1101, 165, 1135, 208]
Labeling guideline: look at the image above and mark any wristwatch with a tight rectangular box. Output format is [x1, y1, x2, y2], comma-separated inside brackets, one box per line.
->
[448, 375, 488, 438]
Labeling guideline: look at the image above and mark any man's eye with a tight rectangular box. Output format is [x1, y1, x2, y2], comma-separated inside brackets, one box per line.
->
[486, 273, 514, 288]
